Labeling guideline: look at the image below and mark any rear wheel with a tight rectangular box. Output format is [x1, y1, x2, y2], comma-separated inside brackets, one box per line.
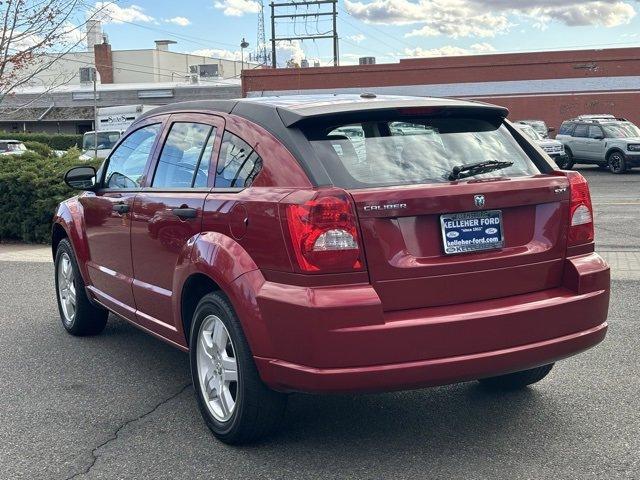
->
[608, 152, 627, 174]
[190, 291, 287, 444]
[556, 154, 574, 170]
[478, 363, 554, 390]
[54, 239, 108, 336]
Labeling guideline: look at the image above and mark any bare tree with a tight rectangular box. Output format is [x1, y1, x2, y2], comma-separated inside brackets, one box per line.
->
[0, 0, 110, 108]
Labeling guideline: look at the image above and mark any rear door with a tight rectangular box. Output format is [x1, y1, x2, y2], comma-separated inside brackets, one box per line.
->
[309, 116, 570, 312]
[130, 114, 223, 340]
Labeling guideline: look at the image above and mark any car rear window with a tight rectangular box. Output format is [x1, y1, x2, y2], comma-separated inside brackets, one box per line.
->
[304, 117, 540, 189]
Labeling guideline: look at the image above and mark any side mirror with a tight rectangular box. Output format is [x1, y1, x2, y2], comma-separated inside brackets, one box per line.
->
[64, 166, 97, 190]
[594, 135, 604, 140]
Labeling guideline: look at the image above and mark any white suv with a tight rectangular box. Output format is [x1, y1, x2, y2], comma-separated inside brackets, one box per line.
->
[556, 116, 640, 174]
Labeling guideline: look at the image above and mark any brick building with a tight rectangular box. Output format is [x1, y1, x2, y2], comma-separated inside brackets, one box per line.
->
[242, 47, 640, 130]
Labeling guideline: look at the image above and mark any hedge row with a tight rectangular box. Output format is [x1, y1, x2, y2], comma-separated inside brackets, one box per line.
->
[0, 132, 82, 150]
[0, 150, 101, 243]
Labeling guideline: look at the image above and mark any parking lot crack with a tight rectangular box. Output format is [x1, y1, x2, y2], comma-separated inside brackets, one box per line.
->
[64, 383, 192, 480]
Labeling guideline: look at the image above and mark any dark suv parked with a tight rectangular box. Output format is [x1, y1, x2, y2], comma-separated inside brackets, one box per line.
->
[53, 95, 610, 444]
[556, 115, 640, 173]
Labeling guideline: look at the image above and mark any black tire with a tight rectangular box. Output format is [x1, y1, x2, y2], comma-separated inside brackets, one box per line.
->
[608, 151, 627, 174]
[190, 291, 287, 445]
[478, 363, 554, 390]
[54, 238, 108, 336]
[558, 149, 574, 170]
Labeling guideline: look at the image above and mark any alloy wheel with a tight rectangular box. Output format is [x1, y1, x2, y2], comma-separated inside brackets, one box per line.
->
[57, 252, 76, 325]
[609, 153, 625, 174]
[196, 315, 239, 422]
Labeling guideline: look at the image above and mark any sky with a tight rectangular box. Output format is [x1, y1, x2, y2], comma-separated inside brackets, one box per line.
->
[88, 0, 640, 67]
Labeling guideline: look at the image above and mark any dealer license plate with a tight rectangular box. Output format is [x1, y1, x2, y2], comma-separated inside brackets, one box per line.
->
[440, 210, 504, 255]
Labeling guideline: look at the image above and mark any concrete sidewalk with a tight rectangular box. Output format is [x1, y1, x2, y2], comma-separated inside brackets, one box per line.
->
[0, 243, 52, 263]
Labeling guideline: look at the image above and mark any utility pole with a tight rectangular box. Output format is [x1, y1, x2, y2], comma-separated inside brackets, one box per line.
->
[270, 0, 338, 68]
[92, 67, 98, 159]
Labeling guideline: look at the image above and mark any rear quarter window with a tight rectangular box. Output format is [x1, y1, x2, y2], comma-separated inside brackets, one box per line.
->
[304, 117, 541, 189]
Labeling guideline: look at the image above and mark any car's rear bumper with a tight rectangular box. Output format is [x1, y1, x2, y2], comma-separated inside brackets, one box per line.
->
[256, 322, 607, 393]
[253, 252, 610, 393]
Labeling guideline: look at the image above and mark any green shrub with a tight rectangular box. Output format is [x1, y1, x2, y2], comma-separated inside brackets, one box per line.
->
[0, 150, 101, 243]
[23, 141, 53, 158]
[0, 132, 82, 150]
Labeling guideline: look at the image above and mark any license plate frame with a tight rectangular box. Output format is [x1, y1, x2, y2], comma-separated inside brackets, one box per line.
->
[440, 210, 505, 255]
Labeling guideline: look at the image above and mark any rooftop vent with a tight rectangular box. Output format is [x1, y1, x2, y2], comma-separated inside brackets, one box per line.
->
[155, 40, 177, 51]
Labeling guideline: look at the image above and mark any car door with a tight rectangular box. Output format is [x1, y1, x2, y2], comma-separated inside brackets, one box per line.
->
[129, 114, 224, 341]
[586, 125, 606, 162]
[570, 123, 589, 160]
[80, 119, 165, 318]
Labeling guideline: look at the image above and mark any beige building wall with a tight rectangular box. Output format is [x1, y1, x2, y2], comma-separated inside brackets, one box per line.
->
[111, 50, 251, 83]
[10, 49, 256, 88]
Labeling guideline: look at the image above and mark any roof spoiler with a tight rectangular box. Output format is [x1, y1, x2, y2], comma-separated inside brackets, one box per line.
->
[277, 101, 509, 128]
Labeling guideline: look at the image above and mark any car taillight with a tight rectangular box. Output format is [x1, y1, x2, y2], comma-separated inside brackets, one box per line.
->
[567, 171, 594, 246]
[285, 189, 363, 273]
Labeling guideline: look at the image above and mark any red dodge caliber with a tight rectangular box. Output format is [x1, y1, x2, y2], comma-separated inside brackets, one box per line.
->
[53, 95, 610, 444]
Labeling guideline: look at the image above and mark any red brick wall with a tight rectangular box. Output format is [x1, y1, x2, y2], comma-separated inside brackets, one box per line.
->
[242, 47, 640, 130]
[94, 43, 114, 84]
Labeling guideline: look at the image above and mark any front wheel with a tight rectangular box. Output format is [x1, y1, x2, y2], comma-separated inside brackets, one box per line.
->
[190, 291, 287, 444]
[608, 152, 627, 174]
[478, 363, 554, 390]
[54, 239, 108, 336]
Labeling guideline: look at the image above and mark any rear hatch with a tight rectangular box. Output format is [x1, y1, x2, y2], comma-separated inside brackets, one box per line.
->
[351, 177, 570, 311]
[303, 109, 571, 311]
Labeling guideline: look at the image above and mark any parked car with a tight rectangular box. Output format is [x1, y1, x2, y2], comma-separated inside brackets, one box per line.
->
[53, 95, 610, 444]
[515, 119, 553, 138]
[515, 122, 571, 169]
[556, 116, 640, 173]
[0, 139, 27, 156]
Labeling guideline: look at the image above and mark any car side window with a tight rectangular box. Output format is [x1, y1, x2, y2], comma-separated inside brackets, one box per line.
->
[573, 124, 588, 138]
[559, 123, 573, 135]
[215, 132, 263, 188]
[588, 126, 603, 139]
[104, 124, 161, 189]
[152, 122, 215, 188]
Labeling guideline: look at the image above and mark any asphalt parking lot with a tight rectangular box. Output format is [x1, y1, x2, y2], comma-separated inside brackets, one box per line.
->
[1, 166, 638, 480]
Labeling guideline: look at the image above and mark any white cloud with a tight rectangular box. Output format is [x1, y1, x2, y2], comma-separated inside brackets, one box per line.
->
[214, 0, 261, 16]
[344, 0, 637, 39]
[92, 2, 154, 24]
[523, 1, 636, 29]
[275, 40, 306, 66]
[191, 48, 242, 60]
[345, 0, 512, 38]
[347, 33, 367, 43]
[402, 42, 497, 57]
[165, 16, 191, 27]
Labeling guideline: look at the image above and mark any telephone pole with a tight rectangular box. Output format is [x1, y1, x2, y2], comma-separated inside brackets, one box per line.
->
[270, 0, 338, 68]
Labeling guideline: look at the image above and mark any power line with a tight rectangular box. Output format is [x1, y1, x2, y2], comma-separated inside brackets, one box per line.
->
[114, 19, 240, 50]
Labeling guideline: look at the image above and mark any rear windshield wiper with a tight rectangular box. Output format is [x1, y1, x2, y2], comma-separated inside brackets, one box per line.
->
[448, 160, 514, 181]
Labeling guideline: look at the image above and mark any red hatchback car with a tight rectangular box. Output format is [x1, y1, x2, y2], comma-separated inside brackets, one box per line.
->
[53, 95, 610, 444]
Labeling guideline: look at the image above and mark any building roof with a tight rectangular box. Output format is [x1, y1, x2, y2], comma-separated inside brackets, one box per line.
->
[0, 106, 94, 122]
